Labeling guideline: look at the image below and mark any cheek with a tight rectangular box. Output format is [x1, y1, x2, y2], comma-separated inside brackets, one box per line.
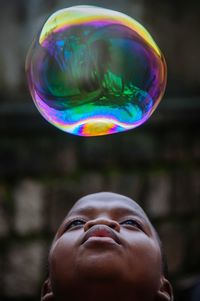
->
[49, 233, 82, 285]
[122, 232, 162, 282]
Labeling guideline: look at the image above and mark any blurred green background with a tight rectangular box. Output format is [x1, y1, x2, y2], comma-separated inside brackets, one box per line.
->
[0, 0, 200, 300]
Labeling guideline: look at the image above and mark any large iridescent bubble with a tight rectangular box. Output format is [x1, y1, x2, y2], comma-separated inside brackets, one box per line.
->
[26, 5, 167, 136]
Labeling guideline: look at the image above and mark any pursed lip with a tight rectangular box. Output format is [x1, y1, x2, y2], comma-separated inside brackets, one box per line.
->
[82, 225, 121, 245]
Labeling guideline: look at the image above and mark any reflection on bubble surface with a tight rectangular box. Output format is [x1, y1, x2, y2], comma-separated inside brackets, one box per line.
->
[26, 5, 167, 136]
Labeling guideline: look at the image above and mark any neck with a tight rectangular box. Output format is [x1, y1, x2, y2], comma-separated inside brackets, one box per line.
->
[56, 280, 151, 301]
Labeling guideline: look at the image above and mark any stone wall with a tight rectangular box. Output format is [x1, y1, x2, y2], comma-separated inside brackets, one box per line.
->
[0, 0, 200, 300]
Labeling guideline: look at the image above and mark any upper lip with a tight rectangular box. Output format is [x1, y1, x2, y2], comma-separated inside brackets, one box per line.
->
[82, 225, 121, 245]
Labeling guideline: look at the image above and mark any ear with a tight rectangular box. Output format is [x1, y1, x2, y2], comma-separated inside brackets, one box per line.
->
[41, 279, 55, 301]
[156, 276, 174, 301]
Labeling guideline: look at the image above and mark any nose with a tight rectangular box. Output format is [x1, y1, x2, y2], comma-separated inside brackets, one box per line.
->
[84, 217, 120, 232]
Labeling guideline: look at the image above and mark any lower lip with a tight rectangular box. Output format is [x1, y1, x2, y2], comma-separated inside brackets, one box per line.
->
[84, 236, 118, 245]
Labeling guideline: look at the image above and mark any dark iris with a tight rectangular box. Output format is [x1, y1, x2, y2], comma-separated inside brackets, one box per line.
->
[67, 219, 86, 229]
[121, 219, 143, 230]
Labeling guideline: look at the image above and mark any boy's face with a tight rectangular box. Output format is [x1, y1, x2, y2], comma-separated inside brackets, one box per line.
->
[47, 192, 170, 301]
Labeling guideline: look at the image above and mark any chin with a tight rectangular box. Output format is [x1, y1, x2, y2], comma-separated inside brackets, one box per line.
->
[75, 254, 124, 281]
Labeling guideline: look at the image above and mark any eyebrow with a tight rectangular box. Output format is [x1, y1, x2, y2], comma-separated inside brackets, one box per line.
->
[68, 205, 148, 222]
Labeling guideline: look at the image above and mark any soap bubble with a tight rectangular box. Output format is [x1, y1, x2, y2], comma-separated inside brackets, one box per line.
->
[26, 5, 167, 136]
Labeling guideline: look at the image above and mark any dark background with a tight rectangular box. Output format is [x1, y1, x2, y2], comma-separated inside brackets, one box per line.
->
[0, 0, 200, 300]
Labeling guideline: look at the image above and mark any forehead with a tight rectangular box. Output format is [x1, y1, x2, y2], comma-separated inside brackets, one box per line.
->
[67, 192, 149, 221]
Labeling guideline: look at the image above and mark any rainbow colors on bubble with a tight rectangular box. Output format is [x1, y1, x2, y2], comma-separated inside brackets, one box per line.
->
[26, 5, 167, 136]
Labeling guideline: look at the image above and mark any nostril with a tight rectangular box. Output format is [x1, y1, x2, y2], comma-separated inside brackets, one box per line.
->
[84, 218, 120, 232]
[110, 223, 117, 229]
[110, 222, 120, 232]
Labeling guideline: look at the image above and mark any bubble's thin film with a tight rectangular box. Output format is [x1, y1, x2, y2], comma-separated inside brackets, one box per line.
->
[26, 5, 167, 136]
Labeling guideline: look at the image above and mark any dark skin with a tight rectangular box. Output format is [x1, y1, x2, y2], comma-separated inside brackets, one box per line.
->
[42, 192, 173, 301]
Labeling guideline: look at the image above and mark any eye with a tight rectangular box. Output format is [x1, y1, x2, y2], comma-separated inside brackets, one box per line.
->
[121, 219, 144, 231]
[65, 218, 86, 230]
